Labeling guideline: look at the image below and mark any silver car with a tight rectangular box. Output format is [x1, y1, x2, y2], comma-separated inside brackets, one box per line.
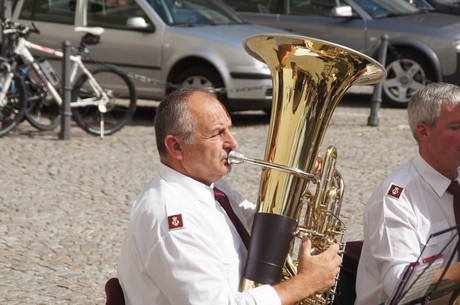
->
[223, 0, 460, 107]
[10, 0, 287, 111]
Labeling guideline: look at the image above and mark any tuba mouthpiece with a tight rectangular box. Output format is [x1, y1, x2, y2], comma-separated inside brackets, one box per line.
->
[228, 151, 245, 165]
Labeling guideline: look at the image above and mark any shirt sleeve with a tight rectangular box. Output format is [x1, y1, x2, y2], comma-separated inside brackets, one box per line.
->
[247, 285, 281, 305]
[366, 188, 421, 298]
[145, 218, 281, 305]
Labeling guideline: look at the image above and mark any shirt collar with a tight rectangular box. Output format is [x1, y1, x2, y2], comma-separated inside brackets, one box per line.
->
[158, 163, 215, 207]
[413, 152, 459, 197]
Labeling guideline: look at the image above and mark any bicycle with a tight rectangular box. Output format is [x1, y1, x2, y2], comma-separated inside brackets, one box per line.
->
[0, 55, 28, 137]
[2, 20, 137, 137]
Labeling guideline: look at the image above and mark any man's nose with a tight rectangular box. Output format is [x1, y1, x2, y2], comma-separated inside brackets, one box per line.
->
[224, 131, 238, 149]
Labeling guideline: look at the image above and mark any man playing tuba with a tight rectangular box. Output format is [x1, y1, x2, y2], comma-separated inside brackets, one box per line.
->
[116, 87, 342, 305]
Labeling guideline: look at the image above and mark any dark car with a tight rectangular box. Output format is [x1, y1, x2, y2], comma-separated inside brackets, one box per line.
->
[223, 0, 460, 107]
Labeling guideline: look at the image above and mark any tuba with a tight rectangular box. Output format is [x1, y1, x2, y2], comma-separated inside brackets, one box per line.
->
[229, 34, 386, 304]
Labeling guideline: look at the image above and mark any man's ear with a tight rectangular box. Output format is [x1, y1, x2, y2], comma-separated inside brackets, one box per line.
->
[165, 135, 184, 160]
[416, 122, 430, 142]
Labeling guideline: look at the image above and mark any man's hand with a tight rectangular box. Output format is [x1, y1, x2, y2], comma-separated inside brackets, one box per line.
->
[273, 237, 342, 305]
[312, 154, 323, 174]
[298, 237, 341, 292]
[434, 261, 460, 283]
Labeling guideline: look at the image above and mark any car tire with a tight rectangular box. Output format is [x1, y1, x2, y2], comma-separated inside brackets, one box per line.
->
[382, 49, 435, 108]
[170, 66, 228, 109]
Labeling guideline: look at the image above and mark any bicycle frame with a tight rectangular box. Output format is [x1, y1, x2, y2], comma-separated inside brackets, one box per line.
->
[1, 21, 137, 138]
[0, 61, 15, 107]
[13, 36, 110, 112]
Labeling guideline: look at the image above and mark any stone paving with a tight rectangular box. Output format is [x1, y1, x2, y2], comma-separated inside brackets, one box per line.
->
[0, 92, 416, 304]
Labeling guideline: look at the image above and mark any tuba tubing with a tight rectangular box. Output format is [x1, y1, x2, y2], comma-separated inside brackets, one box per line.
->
[234, 34, 386, 305]
[228, 151, 317, 182]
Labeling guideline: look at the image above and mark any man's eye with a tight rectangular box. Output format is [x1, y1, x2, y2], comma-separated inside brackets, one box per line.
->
[215, 130, 226, 137]
[207, 128, 229, 139]
[208, 132, 221, 138]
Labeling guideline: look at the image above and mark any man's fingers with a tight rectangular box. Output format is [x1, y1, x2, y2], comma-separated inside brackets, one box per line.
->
[300, 236, 312, 258]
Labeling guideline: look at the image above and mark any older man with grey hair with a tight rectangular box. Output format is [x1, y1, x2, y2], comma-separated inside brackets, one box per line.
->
[117, 87, 342, 305]
[355, 82, 460, 305]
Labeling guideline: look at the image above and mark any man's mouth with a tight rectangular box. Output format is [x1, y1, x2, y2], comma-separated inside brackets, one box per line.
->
[223, 151, 233, 165]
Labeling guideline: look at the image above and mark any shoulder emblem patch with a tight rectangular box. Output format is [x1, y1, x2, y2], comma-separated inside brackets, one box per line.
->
[168, 214, 184, 230]
[387, 184, 404, 199]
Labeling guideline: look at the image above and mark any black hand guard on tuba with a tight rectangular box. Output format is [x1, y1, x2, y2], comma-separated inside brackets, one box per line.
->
[230, 34, 386, 305]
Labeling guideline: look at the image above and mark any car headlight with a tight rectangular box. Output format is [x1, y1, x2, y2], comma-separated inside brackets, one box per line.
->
[453, 40, 460, 53]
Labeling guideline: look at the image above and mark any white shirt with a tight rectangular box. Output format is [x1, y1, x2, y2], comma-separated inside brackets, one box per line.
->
[117, 163, 281, 305]
[355, 153, 460, 305]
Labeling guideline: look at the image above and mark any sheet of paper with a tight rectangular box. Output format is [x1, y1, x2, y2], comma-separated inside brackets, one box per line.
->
[398, 258, 443, 304]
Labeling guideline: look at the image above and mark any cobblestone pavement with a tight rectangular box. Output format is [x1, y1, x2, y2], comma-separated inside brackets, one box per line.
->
[0, 92, 416, 304]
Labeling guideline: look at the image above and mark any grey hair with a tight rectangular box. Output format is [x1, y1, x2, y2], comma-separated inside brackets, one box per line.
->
[408, 82, 460, 142]
[154, 87, 216, 158]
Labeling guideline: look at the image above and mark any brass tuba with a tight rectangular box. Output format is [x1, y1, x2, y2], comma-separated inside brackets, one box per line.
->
[229, 34, 386, 304]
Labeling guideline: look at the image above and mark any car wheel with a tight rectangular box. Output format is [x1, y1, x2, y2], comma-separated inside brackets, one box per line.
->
[171, 66, 228, 109]
[382, 49, 435, 108]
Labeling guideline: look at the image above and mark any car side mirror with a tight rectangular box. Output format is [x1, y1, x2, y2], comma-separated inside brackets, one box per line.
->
[331, 5, 353, 18]
[126, 17, 155, 33]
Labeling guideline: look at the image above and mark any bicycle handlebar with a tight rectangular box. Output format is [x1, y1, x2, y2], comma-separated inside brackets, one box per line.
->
[2, 19, 102, 47]
[2, 19, 39, 37]
[2, 19, 103, 59]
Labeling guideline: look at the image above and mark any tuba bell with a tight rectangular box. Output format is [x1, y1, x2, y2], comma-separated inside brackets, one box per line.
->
[229, 34, 386, 304]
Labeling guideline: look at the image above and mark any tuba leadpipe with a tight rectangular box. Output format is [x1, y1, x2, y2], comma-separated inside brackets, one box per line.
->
[228, 151, 317, 182]
[234, 34, 386, 305]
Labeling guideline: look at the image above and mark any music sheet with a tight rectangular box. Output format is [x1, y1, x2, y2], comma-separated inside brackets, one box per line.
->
[389, 255, 443, 305]
[387, 225, 460, 305]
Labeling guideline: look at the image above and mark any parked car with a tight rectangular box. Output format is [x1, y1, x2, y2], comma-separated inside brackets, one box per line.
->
[9, 0, 289, 112]
[222, 0, 460, 107]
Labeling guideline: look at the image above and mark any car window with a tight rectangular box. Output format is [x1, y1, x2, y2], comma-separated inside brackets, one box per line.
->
[16, 0, 75, 24]
[289, 0, 344, 16]
[353, 0, 419, 18]
[222, 0, 346, 15]
[406, 0, 444, 10]
[429, 0, 460, 4]
[145, 0, 245, 26]
[222, 0, 280, 13]
[86, 0, 152, 29]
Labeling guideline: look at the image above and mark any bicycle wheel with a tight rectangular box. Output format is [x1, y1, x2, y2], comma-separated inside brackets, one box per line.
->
[72, 65, 137, 136]
[0, 71, 28, 137]
[24, 78, 61, 131]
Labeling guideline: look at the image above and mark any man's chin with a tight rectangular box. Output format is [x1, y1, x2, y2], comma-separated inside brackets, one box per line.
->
[223, 164, 232, 176]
